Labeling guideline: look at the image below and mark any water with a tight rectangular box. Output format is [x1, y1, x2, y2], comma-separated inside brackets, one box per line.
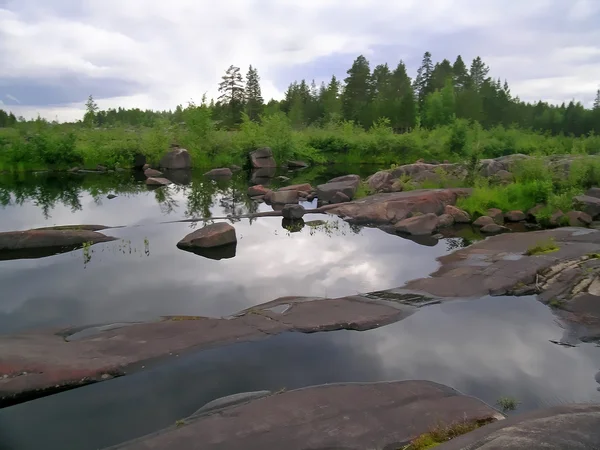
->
[0, 168, 599, 450]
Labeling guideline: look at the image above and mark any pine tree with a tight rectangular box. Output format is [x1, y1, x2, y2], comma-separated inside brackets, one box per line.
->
[452, 56, 470, 90]
[594, 89, 600, 110]
[469, 57, 490, 91]
[413, 51, 434, 105]
[387, 61, 416, 131]
[245, 65, 264, 122]
[371, 63, 392, 122]
[218, 65, 245, 127]
[84, 95, 98, 127]
[430, 59, 454, 91]
[342, 55, 373, 127]
[322, 75, 342, 122]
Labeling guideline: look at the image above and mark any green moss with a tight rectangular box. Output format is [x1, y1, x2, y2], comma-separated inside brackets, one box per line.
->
[548, 298, 566, 309]
[525, 238, 559, 256]
[404, 419, 495, 450]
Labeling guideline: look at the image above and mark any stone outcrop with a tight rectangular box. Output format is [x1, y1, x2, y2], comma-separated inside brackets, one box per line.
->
[203, 168, 233, 179]
[330, 191, 350, 204]
[159, 147, 192, 170]
[487, 208, 504, 224]
[437, 213, 455, 228]
[249, 147, 277, 169]
[177, 222, 236, 249]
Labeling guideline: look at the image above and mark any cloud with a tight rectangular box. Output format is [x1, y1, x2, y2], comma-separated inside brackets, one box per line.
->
[0, 0, 599, 120]
[5, 94, 20, 103]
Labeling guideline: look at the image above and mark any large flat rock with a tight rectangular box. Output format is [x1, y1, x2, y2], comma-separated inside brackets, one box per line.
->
[0, 295, 413, 406]
[107, 381, 503, 450]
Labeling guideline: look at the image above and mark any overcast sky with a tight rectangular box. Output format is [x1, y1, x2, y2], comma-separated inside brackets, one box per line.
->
[1, 0, 599, 122]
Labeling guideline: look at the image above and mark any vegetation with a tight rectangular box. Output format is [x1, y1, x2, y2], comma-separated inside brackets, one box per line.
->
[548, 298, 567, 310]
[526, 238, 560, 256]
[496, 396, 520, 412]
[403, 418, 495, 449]
[0, 52, 599, 172]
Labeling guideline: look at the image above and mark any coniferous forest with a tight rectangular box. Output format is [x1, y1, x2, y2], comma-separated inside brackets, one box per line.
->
[1, 52, 600, 170]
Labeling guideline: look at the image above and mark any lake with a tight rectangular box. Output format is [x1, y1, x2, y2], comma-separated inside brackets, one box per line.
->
[0, 167, 599, 450]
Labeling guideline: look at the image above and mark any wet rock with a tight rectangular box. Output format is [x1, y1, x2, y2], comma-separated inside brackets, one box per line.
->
[144, 168, 163, 178]
[97, 164, 108, 172]
[330, 191, 350, 204]
[473, 216, 494, 227]
[159, 147, 192, 170]
[481, 223, 509, 234]
[444, 205, 471, 223]
[107, 194, 117, 200]
[145, 177, 172, 187]
[395, 213, 439, 236]
[487, 208, 504, 224]
[269, 190, 298, 205]
[282, 204, 305, 220]
[505, 210, 526, 222]
[287, 160, 308, 168]
[204, 168, 233, 179]
[574, 195, 600, 218]
[278, 183, 313, 193]
[437, 214, 455, 228]
[247, 185, 270, 197]
[249, 147, 277, 169]
[367, 171, 394, 192]
[317, 175, 361, 202]
[566, 210, 592, 227]
[133, 153, 147, 170]
[111, 381, 501, 450]
[177, 222, 237, 249]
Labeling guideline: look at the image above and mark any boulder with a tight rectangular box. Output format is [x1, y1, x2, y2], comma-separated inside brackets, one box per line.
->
[437, 214, 455, 228]
[251, 167, 277, 185]
[566, 210, 592, 227]
[278, 183, 313, 193]
[411, 170, 442, 184]
[550, 210, 566, 227]
[144, 168, 163, 178]
[96, 164, 108, 172]
[331, 191, 351, 204]
[287, 160, 308, 168]
[487, 208, 504, 224]
[444, 205, 471, 224]
[481, 223, 509, 234]
[493, 169, 513, 183]
[146, 177, 172, 186]
[505, 210, 526, 222]
[479, 159, 506, 177]
[250, 147, 277, 169]
[395, 213, 439, 236]
[204, 168, 233, 179]
[159, 147, 192, 170]
[142, 164, 151, 171]
[585, 187, 600, 199]
[248, 185, 270, 197]
[177, 222, 237, 249]
[367, 171, 394, 192]
[574, 195, 600, 218]
[282, 204, 305, 220]
[133, 153, 146, 169]
[391, 180, 404, 192]
[269, 190, 299, 205]
[527, 204, 545, 221]
[317, 175, 361, 202]
[473, 216, 494, 227]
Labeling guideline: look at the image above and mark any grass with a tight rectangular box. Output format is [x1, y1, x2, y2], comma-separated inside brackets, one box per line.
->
[403, 418, 495, 450]
[496, 396, 520, 412]
[354, 181, 373, 199]
[525, 238, 560, 256]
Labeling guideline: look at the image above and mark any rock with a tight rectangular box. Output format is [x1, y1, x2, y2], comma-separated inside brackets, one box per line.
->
[585, 187, 600, 199]
[391, 163, 457, 178]
[164, 169, 192, 185]
[527, 204, 545, 221]
[505, 210, 526, 222]
[144, 168, 163, 178]
[444, 205, 471, 224]
[278, 183, 313, 192]
[145, 177, 172, 186]
[282, 218, 305, 232]
[177, 222, 237, 249]
[437, 214, 455, 228]
[367, 171, 394, 192]
[249, 147, 277, 169]
[204, 168, 233, 179]
[480, 223, 510, 234]
[287, 160, 308, 168]
[487, 208, 504, 224]
[566, 210, 592, 227]
[68, 167, 80, 173]
[109, 381, 501, 450]
[142, 164, 151, 171]
[96, 164, 107, 172]
[251, 167, 277, 185]
[115, 167, 126, 172]
[550, 210, 566, 227]
[391, 180, 404, 192]
[247, 185, 270, 197]
[269, 190, 298, 205]
[493, 169, 513, 183]
[411, 170, 442, 184]
[230, 165, 241, 172]
[179, 243, 237, 260]
[159, 147, 192, 170]
[330, 191, 350, 204]
[107, 194, 117, 200]
[574, 195, 600, 218]
[133, 153, 146, 169]
[317, 175, 361, 202]
[479, 159, 506, 177]
[282, 204, 305, 220]
[395, 213, 439, 236]
[473, 216, 494, 227]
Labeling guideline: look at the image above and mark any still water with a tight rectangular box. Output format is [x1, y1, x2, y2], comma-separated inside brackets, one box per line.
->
[0, 168, 599, 450]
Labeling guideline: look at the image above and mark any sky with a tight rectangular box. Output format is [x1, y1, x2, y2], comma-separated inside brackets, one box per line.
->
[0, 0, 599, 122]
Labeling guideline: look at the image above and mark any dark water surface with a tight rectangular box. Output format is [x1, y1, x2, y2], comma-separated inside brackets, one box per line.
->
[0, 167, 599, 450]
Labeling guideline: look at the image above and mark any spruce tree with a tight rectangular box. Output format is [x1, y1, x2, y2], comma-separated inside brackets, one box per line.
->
[452, 55, 470, 90]
[342, 55, 373, 127]
[218, 65, 245, 127]
[84, 95, 98, 127]
[322, 75, 342, 122]
[430, 59, 454, 91]
[594, 89, 600, 110]
[413, 51, 434, 105]
[245, 65, 264, 122]
[469, 57, 490, 91]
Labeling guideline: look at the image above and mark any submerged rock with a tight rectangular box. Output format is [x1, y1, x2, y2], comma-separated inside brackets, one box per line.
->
[159, 147, 192, 170]
[177, 222, 237, 249]
[249, 147, 277, 169]
[395, 213, 439, 236]
[107, 194, 117, 200]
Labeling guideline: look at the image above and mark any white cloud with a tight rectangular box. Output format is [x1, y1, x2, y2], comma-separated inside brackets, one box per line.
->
[0, 0, 599, 120]
[5, 94, 20, 103]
